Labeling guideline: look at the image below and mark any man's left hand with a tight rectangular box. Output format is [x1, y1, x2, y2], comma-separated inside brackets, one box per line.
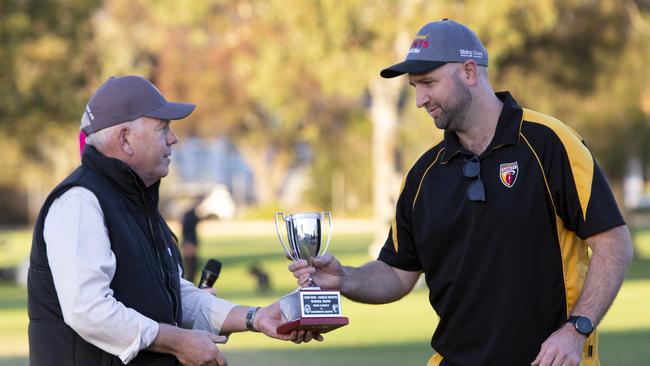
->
[254, 301, 324, 344]
[531, 323, 585, 366]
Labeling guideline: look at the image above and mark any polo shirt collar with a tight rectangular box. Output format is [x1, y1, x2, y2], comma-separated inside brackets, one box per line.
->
[440, 91, 523, 164]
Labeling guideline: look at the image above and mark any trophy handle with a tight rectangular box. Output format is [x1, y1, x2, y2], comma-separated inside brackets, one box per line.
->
[275, 212, 297, 261]
[321, 212, 332, 256]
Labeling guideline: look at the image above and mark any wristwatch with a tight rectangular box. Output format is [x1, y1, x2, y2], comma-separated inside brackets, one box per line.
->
[246, 306, 261, 332]
[567, 315, 594, 337]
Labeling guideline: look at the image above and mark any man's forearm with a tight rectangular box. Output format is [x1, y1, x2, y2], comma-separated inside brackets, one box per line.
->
[341, 260, 418, 304]
[148, 323, 183, 356]
[219, 305, 249, 334]
[570, 225, 633, 324]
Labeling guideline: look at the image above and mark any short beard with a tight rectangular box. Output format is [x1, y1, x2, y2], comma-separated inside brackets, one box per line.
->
[434, 73, 472, 132]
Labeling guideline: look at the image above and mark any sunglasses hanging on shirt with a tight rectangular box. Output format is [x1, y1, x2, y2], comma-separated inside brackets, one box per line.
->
[462, 155, 486, 202]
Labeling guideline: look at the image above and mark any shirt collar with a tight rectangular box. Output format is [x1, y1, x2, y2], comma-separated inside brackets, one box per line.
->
[81, 145, 161, 208]
[440, 91, 523, 164]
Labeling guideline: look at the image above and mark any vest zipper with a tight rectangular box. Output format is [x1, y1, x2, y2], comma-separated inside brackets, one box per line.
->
[132, 172, 178, 325]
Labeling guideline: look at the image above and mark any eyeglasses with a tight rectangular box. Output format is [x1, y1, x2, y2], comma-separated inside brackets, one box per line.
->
[462, 156, 486, 202]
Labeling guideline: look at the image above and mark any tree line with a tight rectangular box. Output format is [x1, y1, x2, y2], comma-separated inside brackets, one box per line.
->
[1, 0, 648, 224]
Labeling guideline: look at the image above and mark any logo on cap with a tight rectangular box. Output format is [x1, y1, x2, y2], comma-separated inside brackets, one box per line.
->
[459, 49, 484, 59]
[85, 105, 94, 121]
[409, 33, 430, 54]
[500, 162, 518, 188]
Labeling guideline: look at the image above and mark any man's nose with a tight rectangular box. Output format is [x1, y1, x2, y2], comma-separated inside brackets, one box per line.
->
[167, 130, 179, 145]
[415, 88, 430, 108]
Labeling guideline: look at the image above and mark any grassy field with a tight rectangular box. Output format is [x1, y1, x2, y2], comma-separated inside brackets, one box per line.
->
[1, 225, 650, 365]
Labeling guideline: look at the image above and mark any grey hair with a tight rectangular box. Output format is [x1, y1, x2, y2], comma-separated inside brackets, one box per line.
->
[84, 117, 144, 150]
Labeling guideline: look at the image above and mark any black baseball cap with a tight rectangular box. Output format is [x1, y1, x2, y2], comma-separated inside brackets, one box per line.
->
[81, 75, 196, 135]
[380, 19, 488, 78]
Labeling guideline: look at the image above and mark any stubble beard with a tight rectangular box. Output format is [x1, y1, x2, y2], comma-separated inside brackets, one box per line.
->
[433, 74, 472, 132]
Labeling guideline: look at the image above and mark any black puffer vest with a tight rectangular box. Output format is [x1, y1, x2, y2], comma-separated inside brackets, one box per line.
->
[28, 145, 183, 366]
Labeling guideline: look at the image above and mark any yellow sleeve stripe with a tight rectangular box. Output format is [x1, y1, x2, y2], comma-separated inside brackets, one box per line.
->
[524, 132, 593, 351]
[391, 219, 398, 253]
[427, 353, 444, 366]
[392, 178, 407, 253]
[392, 145, 445, 254]
[412, 147, 446, 210]
[522, 109, 594, 221]
[521, 134, 557, 216]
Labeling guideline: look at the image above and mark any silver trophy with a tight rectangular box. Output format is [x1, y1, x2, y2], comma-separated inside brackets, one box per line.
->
[274, 212, 348, 334]
[275, 212, 332, 267]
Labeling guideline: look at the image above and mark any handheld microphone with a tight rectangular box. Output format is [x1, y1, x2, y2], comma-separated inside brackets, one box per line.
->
[198, 259, 222, 289]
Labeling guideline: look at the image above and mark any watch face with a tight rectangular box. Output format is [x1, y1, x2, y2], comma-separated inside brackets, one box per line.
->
[576, 317, 593, 334]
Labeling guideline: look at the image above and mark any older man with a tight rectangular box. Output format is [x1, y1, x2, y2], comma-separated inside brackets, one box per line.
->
[28, 75, 318, 366]
[290, 19, 633, 366]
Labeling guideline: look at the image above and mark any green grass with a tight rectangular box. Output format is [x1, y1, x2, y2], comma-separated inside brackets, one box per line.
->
[2, 226, 650, 365]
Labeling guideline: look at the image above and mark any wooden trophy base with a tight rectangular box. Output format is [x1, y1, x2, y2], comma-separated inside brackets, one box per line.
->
[277, 316, 349, 334]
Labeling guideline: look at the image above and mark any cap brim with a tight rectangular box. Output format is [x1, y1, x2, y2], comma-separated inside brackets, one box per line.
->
[145, 101, 196, 121]
[380, 60, 447, 78]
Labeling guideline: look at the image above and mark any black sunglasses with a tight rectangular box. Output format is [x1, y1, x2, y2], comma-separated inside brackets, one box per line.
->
[462, 156, 486, 202]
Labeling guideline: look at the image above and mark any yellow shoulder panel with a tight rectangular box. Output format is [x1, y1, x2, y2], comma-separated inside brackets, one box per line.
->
[522, 109, 593, 221]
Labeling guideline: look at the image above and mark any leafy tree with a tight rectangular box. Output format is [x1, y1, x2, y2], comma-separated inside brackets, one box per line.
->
[0, 0, 100, 221]
[0, 0, 99, 163]
[2, 0, 648, 227]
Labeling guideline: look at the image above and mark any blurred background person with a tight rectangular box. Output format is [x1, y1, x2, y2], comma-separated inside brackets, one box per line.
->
[181, 197, 205, 283]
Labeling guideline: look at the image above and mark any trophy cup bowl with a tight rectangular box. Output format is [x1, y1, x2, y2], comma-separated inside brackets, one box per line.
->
[275, 212, 349, 334]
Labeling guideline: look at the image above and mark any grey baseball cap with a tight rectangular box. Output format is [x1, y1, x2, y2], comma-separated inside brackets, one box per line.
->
[80, 75, 196, 135]
[380, 19, 488, 78]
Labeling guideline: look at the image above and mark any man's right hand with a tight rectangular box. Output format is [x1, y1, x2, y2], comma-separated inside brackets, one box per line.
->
[177, 329, 227, 366]
[150, 324, 228, 366]
[291, 255, 420, 304]
[288, 253, 345, 290]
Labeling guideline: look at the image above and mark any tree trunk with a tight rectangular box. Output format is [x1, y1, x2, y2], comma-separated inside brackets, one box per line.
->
[238, 142, 292, 206]
[366, 18, 413, 257]
[368, 77, 405, 256]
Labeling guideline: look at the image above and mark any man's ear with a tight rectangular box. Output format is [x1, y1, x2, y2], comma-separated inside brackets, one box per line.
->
[461, 60, 478, 86]
[119, 127, 134, 156]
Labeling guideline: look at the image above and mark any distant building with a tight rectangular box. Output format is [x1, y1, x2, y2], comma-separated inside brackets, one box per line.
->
[163, 137, 254, 219]
[167, 137, 312, 217]
[171, 137, 254, 205]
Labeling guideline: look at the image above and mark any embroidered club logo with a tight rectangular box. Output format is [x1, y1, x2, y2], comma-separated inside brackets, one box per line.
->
[408, 33, 430, 54]
[499, 162, 518, 188]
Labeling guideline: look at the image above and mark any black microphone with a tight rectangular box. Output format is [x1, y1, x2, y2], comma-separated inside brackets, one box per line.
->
[198, 259, 222, 289]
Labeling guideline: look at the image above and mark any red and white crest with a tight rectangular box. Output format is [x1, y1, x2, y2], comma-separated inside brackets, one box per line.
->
[499, 162, 518, 188]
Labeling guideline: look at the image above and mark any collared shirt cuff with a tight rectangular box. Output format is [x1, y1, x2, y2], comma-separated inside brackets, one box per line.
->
[118, 317, 159, 364]
[192, 298, 237, 334]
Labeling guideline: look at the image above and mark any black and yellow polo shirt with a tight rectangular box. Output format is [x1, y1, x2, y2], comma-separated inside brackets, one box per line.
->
[378, 92, 624, 366]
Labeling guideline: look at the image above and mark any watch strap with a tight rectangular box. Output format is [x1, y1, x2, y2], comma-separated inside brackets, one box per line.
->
[246, 306, 261, 332]
[567, 315, 580, 323]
